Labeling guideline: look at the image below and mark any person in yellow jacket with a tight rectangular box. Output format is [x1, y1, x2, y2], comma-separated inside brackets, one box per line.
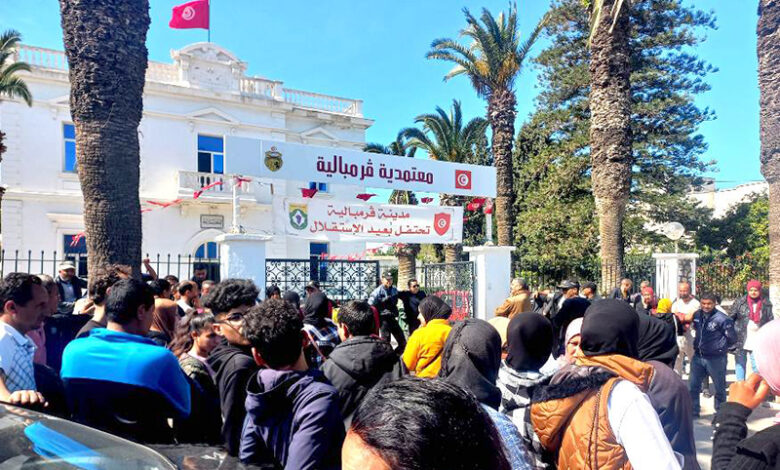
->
[402, 296, 452, 378]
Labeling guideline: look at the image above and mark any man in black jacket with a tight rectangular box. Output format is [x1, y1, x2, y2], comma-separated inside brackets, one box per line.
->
[398, 279, 426, 335]
[686, 293, 737, 416]
[368, 273, 405, 354]
[203, 279, 260, 456]
[534, 280, 579, 319]
[323, 300, 405, 426]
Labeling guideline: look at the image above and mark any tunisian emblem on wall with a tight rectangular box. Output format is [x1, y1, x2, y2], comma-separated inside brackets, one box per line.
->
[433, 212, 451, 236]
[289, 204, 308, 230]
[265, 146, 283, 172]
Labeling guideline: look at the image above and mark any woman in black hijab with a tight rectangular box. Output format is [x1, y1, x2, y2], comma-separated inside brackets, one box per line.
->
[636, 311, 679, 367]
[580, 298, 639, 358]
[440, 319, 502, 408]
[496, 314, 554, 469]
[544, 299, 698, 469]
[439, 319, 533, 470]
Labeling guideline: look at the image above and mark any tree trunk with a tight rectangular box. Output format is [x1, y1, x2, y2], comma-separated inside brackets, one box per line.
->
[59, 0, 150, 280]
[396, 244, 420, 291]
[758, 0, 780, 308]
[589, 0, 632, 292]
[488, 88, 517, 247]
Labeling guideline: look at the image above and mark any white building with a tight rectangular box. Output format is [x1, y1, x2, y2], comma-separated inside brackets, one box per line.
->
[1, 42, 373, 275]
[689, 179, 767, 218]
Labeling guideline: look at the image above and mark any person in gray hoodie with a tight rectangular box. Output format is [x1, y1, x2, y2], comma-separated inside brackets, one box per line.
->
[322, 300, 405, 426]
[239, 298, 344, 469]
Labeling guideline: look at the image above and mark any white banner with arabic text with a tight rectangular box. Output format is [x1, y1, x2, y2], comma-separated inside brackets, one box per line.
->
[225, 138, 497, 197]
[276, 198, 463, 243]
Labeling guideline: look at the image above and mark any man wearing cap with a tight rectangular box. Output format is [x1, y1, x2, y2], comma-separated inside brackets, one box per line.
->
[534, 280, 580, 319]
[494, 278, 531, 319]
[55, 261, 87, 315]
[368, 273, 405, 354]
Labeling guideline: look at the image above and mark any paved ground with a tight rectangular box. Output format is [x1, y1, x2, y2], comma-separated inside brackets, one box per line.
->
[688, 357, 777, 469]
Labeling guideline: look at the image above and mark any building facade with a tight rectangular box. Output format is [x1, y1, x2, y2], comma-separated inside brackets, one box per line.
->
[1, 42, 372, 276]
[688, 179, 767, 218]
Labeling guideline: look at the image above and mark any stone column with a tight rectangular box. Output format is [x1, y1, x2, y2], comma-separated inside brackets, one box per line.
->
[215, 233, 272, 298]
[652, 253, 699, 299]
[464, 246, 516, 321]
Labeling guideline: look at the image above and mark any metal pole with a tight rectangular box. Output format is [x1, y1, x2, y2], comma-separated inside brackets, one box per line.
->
[231, 176, 242, 233]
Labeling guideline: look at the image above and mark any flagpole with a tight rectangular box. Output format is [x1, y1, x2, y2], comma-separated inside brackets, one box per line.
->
[207, 0, 211, 42]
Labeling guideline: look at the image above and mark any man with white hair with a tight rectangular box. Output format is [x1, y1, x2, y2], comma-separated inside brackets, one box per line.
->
[54, 261, 87, 315]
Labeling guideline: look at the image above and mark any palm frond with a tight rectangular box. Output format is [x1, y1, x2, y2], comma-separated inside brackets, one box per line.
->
[0, 76, 32, 106]
[0, 29, 32, 106]
[516, 14, 546, 70]
[364, 143, 389, 154]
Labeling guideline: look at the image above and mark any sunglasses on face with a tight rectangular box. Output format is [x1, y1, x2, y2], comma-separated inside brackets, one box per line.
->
[220, 311, 246, 323]
[411, 285, 419, 288]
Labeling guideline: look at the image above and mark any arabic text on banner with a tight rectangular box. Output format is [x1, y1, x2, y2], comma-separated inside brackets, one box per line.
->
[225, 137, 497, 198]
[277, 198, 464, 244]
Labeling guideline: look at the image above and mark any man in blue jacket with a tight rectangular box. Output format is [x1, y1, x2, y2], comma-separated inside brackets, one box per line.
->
[239, 298, 344, 469]
[686, 292, 737, 416]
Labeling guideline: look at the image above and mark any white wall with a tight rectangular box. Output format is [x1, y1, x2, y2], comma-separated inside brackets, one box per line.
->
[1, 43, 372, 262]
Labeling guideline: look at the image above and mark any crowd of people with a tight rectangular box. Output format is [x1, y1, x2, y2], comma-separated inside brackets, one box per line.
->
[0, 262, 779, 469]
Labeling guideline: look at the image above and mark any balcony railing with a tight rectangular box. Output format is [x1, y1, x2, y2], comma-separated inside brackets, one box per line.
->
[283, 88, 363, 116]
[177, 171, 271, 203]
[15, 45, 363, 117]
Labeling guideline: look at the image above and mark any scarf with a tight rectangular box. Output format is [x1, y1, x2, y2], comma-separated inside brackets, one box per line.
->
[303, 292, 329, 328]
[506, 313, 553, 372]
[151, 299, 179, 340]
[746, 280, 763, 323]
[439, 319, 502, 409]
[753, 319, 780, 423]
[581, 299, 639, 358]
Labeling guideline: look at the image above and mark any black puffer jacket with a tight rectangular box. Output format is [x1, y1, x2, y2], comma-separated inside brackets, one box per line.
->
[321, 335, 405, 425]
[729, 296, 774, 350]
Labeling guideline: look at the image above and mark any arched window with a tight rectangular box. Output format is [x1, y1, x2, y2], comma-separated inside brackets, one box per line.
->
[195, 241, 218, 259]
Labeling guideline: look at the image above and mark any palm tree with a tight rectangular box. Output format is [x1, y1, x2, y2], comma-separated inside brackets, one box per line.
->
[365, 133, 420, 289]
[59, 0, 150, 278]
[427, 5, 544, 247]
[0, 29, 33, 233]
[0, 30, 32, 107]
[587, 0, 632, 292]
[403, 100, 488, 263]
[758, 0, 780, 307]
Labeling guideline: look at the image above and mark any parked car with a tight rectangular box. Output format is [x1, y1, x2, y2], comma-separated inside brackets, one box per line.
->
[0, 403, 257, 469]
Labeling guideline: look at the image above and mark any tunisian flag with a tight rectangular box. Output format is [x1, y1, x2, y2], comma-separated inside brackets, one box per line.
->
[169, 0, 210, 30]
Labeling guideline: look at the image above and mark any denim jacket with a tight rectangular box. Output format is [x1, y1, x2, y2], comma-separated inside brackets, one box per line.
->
[692, 309, 737, 357]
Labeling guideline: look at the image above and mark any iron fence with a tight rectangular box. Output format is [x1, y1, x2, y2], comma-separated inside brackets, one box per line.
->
[514, 258, 656, 295]
[0, 250, 220, 282]
[422, 261, 475, 321]
[697, 258, 769, 300]
[265, 258, 380, 303]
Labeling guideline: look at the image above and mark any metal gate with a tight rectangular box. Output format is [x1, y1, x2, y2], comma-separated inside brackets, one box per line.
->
[265, 258, 380, 302]
[422, 261, 475, 321]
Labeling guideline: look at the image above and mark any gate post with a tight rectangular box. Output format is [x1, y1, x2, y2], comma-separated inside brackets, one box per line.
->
[215, 233, 273, 298]
[464, 246, 515, 321]
[652, 253, 699, 299]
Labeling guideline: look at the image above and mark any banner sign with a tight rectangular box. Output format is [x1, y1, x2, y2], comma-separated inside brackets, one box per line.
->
[276, 198, 463, 243]
[225, 137, 497, 197]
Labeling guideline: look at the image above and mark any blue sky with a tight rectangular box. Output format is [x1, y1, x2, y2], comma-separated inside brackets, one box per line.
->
[0, 0, 762, 189]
